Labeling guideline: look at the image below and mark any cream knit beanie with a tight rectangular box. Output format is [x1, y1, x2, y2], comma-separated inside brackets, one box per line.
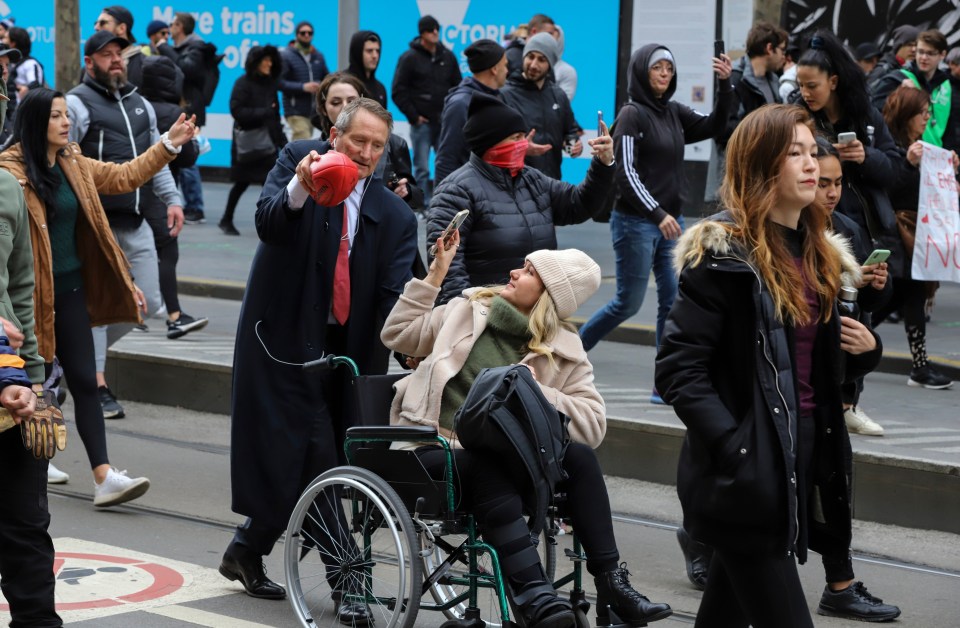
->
[526, 249, 601, 318]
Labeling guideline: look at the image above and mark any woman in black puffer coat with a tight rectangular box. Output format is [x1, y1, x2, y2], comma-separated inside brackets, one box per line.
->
[428, 94, 615, 304]
[219, 45, 287, 235]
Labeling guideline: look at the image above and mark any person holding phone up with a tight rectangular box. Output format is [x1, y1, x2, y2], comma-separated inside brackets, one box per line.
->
[791, 31, 903, 280]
[427, 93, 614, 304]
[578, 43, 733, 406]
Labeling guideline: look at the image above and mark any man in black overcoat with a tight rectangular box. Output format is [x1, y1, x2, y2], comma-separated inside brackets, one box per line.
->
[219, 98, 418, 618]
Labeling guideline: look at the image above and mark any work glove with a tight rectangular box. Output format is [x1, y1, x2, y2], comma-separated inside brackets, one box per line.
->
[20, 391, 67, 460]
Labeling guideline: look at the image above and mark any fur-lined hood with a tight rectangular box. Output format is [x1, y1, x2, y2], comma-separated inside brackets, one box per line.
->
[673, 216, 862, 288]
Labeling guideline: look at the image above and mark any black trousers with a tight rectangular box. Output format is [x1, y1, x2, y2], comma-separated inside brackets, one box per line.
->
[143, 205, 181, 316]
[0, 430, 62, 627]
[418, 441, 620, 578]
[55, 287, 109, 468]
[695, 549, 813, 628]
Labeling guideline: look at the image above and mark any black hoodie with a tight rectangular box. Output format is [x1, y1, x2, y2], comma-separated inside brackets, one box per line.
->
[614, 44, 733, 224]
[345, 30, 388, 108]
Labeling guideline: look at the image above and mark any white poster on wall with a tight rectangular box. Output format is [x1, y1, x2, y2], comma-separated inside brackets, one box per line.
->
[631, 1, 718, 161]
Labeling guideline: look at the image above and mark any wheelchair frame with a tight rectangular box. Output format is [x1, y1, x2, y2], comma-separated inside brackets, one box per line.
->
[282, 355, 589, 628]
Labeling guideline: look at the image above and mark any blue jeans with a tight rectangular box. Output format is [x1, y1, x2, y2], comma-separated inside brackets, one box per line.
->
[409, 120, 440, 191]
[180, 164, 204, 213]
[579, 211, 683, 351]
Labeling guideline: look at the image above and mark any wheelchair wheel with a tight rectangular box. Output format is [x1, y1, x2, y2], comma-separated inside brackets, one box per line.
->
[423, 527, 557, 627]
[285, 466, 422, 628]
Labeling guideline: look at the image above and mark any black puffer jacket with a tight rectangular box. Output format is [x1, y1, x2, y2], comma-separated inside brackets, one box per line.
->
[391, 37, 461, 124]
[500, 73, 580, 180]
[229, 46, 287, 184]
[656, 216, 881, 561]
[428, 153, 614, 303]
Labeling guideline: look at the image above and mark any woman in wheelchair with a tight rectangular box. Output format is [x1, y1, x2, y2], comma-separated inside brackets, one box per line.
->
[381, 236, 672, 628]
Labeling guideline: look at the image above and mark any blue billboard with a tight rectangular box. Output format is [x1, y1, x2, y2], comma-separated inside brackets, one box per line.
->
[6, 0, 618, 182]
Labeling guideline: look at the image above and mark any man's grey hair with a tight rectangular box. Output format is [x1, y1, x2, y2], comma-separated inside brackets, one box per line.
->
[334, 98, 393, 136]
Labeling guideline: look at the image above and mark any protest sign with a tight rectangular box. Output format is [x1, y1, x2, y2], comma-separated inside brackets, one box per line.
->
[913, 142, 960, 283]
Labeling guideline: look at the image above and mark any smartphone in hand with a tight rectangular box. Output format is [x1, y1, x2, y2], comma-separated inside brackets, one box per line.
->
[714, 40, 725, 58]
[597, 110, 606, 136]
[837, 132, 857, 145]
[429, 209, 470, 256]
[863, 249, 891, 265]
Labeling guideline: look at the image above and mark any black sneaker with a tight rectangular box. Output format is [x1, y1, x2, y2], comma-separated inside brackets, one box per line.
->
[167, 313, 209, 339]
[133, 322, 149, 332]
[817, 581, 901, 622]
[908, 365, 953, 389]
[183, 209, 206, 224]
[98, 386, 125, 419]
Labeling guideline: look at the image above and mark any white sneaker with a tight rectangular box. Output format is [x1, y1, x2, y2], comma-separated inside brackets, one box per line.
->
[844, 406, 884, 436]
[94, 468, 150, 507]
[47, 462, 69, 484]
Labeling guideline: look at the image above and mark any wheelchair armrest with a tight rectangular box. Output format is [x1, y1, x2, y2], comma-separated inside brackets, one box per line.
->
[346, 426, 439, 441]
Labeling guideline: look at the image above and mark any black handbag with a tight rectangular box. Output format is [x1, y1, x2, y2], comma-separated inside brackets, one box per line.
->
[233, 126, 275, 163]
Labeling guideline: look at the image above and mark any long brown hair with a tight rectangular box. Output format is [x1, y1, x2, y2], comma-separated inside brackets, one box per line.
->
[883, 85, 930, 148]
[315, 72, 367, 136]
[720, 104, 841, 325]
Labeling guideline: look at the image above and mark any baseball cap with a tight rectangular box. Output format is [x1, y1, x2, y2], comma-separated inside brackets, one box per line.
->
[0, 43, 22, 63]
[84, 30, 130, 57]
[854, 42, 882, 61]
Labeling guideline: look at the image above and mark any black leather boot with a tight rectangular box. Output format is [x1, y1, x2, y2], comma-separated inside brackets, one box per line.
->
[594, 563, 671, 627]
[676, 527, 712, 590]
[219, 542, 286, 599]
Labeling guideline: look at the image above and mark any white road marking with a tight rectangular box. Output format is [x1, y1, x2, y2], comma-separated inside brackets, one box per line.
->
[146, 605, 271, 627]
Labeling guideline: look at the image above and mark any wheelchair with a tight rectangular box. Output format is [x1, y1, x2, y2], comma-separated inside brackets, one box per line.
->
[283, 355, 593, 628]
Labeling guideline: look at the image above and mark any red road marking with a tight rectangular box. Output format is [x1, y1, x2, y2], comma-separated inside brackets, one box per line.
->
[1, 551, 184, 612]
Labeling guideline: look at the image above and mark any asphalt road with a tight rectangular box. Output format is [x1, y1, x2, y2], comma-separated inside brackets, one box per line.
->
[0, 399, 954, 627]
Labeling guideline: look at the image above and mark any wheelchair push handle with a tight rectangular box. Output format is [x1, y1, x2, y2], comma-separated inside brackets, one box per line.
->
[301, 354, 360, 377]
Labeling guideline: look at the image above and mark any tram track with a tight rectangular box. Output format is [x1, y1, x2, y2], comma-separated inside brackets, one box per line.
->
[47, 487, 960, 583]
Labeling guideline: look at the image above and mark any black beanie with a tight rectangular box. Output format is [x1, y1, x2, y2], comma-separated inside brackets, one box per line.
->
[464, 94, 527, 156]
[418, 15, 440, 34]
[464, 39, 505, 73]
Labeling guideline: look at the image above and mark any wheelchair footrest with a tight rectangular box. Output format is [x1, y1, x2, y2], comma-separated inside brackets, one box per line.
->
[564, 548, 587, 561]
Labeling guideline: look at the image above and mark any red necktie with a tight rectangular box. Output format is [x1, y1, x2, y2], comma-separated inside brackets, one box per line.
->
[332, 204, 351, 325]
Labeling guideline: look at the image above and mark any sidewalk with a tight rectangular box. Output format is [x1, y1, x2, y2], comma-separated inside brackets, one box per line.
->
[102, 183, 960, 535]
[174, 183, 960, 376]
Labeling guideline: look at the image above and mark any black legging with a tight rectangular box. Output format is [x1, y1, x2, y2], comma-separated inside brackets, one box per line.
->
[417, 442, 619, 579]
[871, 277, 929, 369]
[222, 182, 251, 224]
[54, 287, 109, 469]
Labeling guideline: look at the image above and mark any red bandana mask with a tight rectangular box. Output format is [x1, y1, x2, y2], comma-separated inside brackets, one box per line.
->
[482, 139, 529, 177]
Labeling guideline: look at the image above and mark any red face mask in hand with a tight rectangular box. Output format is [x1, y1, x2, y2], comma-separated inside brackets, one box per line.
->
[482, 139, 529, 177]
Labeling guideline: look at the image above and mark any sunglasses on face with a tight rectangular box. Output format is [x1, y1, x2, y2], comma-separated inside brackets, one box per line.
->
[95, 19, 115, 28]
[299, 30, 313, 36]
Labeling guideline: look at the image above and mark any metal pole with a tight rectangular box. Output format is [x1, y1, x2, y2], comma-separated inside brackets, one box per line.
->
[54, 0, 81, 92]
[338, 0, 360, 70]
